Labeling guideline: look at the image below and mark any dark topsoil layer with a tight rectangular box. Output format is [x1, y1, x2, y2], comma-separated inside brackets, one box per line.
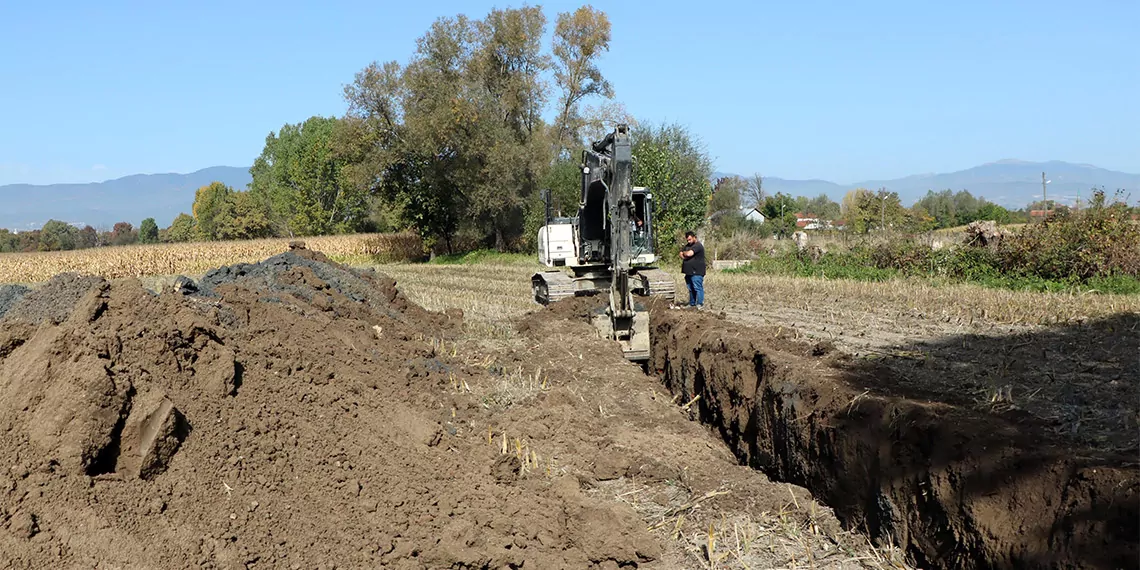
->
[649, 305, 1139, 570]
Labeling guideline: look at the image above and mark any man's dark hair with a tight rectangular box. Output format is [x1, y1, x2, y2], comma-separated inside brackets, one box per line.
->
[684, 231, 696, 238]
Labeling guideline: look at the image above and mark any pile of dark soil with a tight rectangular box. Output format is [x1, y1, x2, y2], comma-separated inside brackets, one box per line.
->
[0, 284, 29, 318]
[0, 246, 661, 569]
[0, 273, 104, 324]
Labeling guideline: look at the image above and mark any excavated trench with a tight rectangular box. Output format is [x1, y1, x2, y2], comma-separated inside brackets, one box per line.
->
[647, 306, 1138, 570]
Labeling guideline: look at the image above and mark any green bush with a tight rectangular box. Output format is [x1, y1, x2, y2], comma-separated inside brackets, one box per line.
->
[994, 190, 1139, 281]
[732, 191, 1139, 294]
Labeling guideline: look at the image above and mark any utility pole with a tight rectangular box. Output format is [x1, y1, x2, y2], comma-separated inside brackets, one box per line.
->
[1042, 172, 1048, 219]
[880, 187, 886, 231]
[780, 202, 786, 239]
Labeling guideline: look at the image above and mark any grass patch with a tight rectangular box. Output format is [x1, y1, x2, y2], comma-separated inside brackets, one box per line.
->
[737, 252, 900, 282]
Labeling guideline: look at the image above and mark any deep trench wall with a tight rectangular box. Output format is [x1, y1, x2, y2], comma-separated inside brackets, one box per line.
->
[649, 310, 1138, 570]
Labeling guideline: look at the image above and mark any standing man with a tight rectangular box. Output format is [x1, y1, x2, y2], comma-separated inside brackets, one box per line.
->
[678, 231, 706, 309]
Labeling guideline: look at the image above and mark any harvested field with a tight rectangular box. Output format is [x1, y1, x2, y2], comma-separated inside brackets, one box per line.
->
[1, 247, 1136, 569]
[0, 247, 905, 569]
[377, 262, 1140, 569]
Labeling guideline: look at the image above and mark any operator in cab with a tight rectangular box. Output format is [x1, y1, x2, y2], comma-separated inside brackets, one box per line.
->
[678, 231, 706, 309]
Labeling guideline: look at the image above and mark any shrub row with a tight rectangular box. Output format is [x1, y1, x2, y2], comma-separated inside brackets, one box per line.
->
[739, 191, 1139, 294]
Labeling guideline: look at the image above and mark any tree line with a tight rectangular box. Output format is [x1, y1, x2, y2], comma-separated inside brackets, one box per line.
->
[0, 219, 158, 253]
[699, 175, 1128, 241]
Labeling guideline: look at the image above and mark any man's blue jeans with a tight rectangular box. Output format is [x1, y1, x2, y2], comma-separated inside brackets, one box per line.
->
[685, 274, 704, 306]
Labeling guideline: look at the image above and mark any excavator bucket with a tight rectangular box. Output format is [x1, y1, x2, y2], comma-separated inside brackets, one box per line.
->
[592, 309, 650, 362]
[591, 295, 651, 362]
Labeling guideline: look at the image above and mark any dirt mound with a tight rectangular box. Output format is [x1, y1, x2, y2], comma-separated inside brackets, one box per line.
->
[650, 308, 1139, 570]
[0, 248, 661, 568]
[515, 295, 605, 334]
[1, 273, 106, 324]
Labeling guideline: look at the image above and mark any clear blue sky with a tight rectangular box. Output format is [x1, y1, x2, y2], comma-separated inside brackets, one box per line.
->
[0, 0, 1135, 186]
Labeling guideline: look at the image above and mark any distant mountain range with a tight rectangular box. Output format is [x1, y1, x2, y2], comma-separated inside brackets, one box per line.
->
[715, 160, 1139, 210]
[1, 160, 1136, 231]
[0, 167, 251, 231]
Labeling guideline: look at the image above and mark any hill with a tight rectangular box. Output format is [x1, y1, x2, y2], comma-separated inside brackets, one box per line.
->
[714, 160, 1139, 209]
[0, 166, 251, 231]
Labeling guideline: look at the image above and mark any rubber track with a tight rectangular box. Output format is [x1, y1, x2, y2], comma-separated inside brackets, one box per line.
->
[533, 271, 576, 305]
[637, 268, 676, 302]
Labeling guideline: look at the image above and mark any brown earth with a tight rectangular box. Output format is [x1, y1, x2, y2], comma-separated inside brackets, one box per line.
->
[0, 248, 893, 569]
[5, 244, 1131, 569]
[720, 301, 1138, 455]
[650, 305, 1139, 569]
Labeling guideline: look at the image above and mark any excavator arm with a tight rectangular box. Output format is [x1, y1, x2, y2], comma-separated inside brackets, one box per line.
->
[589, 125, 648, 360]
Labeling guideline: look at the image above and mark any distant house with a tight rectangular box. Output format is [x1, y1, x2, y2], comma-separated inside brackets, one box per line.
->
[741, 207, 765, 223]
[793, 212, 830, 230]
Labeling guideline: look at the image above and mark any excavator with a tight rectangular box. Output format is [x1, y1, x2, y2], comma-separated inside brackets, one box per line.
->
[531, 124, 675, 362]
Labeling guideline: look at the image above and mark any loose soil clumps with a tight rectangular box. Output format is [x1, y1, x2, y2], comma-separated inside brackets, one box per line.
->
[649, 308, 1139, 570]
[0, 247, 660, 569]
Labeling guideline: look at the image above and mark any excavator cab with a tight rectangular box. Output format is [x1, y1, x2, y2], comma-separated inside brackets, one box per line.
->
[630, 190, 654, 255]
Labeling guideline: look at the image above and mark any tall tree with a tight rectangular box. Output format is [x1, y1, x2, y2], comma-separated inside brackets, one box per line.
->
[466, 6, 552, 250]
[904, 205, 937, 233]
[551, 6, 613, 155]
[841, 188, 874, 221]
[708, 176, 746, 238]
[709, 176, 745, 219]
[391, 14, 479, 251]
[192, 182, 234, 241]
[39, 220, 79, 251]
[805, 194, 841, 220]
[631, 121, 713, 250]
[761, 193, 798, 238]
[166, 213, 197, 242]
[0, 229, 18, 253]
[76, 225, 98, 249]
[109, 222, 137, 246]
[250, 116, 370, 236]
[138, 218, 159, 244]
[744, 174, 765, 211]
[850, 188, 905, 233]
[216, 192, 274, 240]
